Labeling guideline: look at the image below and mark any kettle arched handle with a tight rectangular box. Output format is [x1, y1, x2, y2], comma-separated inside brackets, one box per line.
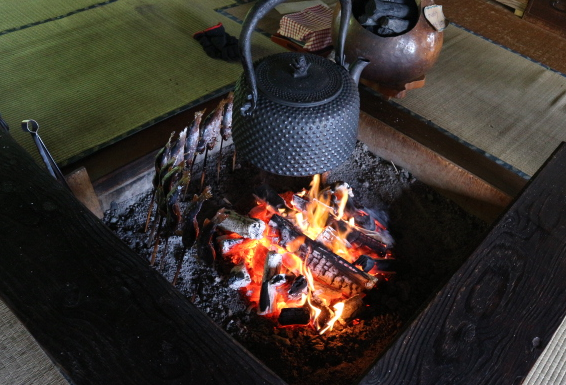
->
[239, 0, 352, 116]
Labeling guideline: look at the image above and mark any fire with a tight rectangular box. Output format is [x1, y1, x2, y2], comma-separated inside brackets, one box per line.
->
[222, 175, 394, 334]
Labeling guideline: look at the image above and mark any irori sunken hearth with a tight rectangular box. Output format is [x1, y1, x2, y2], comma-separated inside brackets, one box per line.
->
[105, 134, 487, 385]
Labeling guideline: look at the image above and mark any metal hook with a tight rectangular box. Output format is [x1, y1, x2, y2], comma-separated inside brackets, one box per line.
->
[21, 119, 71, 190]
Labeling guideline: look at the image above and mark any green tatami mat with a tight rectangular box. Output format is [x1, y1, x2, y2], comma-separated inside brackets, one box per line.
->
[0, 0, 284, 166]
[0, 0, 107, 32]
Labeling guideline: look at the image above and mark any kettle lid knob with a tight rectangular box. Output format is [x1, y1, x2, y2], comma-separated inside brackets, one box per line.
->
[256, 52, 345, 108]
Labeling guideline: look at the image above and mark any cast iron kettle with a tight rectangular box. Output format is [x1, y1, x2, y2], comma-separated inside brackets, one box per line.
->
[232, 0, 369, 176]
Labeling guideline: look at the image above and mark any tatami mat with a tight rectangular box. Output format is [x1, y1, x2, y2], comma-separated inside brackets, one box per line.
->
[0, 0, 107, 32]
[0, 299, 68, 385]
[0, 0, 283, 167]
[395, 24, 566, 178]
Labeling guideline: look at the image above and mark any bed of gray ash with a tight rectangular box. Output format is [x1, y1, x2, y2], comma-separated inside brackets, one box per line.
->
[104, 142, 488, 385]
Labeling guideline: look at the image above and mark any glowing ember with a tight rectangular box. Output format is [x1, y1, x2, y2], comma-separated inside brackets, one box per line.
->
[220, 175, 395, 334]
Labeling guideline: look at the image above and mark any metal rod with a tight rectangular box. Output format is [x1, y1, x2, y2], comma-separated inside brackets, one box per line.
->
[21, 119, 71, 190]
[0, 114, 10, 133]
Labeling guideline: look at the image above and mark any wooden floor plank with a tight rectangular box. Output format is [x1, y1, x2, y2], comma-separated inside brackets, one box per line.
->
[359, 142, 566, 384]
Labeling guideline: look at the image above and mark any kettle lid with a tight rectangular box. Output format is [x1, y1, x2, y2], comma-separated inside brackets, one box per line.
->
[255, 52, 344, 107]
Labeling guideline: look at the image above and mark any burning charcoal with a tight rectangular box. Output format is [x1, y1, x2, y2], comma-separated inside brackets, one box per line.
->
[316, 226, 352, 251]
[345, 227, 389, 257]
[217, 209, 266, 239]
[270, 273, 286, 286]
[216, 235, 246, 256]
[353, 212, 375, 231]
[340, 294, 364, 322]
[228, 263, 252, 289]
[363, 206, 390, 229]
[258, 251, 283, 315]
[253, 184, 287, 211]
[354, 255, 375, 273]
[270, 215, 378, 296]
[291, 194, 309, 212]
[288, 275, 308, 300]
[278, 307, 310, 326]
[330, 182, 355, 216]
[315, 305, 333, 331]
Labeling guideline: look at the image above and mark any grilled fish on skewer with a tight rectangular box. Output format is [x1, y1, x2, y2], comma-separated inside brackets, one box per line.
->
[197, 99, 226, 189]
[218, 92, 234, 178]
[182, 186, 213, 251]
[185, 109, 205, 170]
[220, 92, 234, 141]
[197, 100, 226, 154]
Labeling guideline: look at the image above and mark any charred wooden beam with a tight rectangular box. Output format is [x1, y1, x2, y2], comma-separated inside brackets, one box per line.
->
[269, 215, 378, 297]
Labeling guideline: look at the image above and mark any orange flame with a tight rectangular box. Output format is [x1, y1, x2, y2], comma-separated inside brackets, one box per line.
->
[220, 174, 390, 333]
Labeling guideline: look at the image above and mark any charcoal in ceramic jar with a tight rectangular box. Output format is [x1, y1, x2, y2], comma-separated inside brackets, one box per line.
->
[360, 0, 414, 26]
[377, 16, 411, 35]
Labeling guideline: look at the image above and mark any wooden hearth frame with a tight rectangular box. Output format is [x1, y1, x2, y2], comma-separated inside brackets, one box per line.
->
[1, 90, 565, 384]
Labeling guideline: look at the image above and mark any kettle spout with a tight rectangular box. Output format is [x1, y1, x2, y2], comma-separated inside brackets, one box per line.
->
[349, 58, 370, 85]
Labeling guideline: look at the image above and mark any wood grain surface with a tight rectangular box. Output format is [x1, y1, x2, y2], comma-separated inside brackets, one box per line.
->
[0, 130, 286, 385]
[359, 142, 566, 384]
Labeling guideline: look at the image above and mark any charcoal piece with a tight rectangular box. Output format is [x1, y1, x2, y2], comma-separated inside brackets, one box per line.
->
[291, 194, 309, 212]
[217, 209, 266, 239]
[377, 16, 411, 35]
[228, 263, 252, 289]
[254, 184, 287, 210]
[258, 251, 284, 315]
[354, 212, 376, 231]
[217, 235, 245, 256]
[269, 273, 287, 286]
[341, 295, 365, 322]
[288, 275, 308, 299]
[354, 255, 376, 273]
[345, 227, 389, 256]
[359, 0, 415, 26]
[278, 307, 311, 326]
[374, 258, 398, 272]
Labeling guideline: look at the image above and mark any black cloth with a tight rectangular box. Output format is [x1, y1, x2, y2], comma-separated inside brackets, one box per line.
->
[193, 23, 239, 62]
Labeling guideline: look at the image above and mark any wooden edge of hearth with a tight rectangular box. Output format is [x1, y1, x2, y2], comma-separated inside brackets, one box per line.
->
[357, 141, 566, 384]
[0, 130, 287, 385]
[358, 111, 517, 224]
